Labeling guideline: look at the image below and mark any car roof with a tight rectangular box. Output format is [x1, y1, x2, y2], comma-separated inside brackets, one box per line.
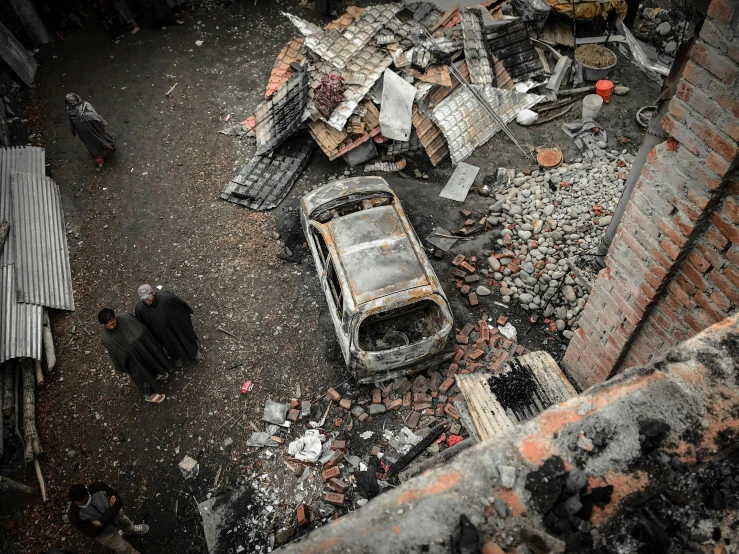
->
[325, 205, 430, 306]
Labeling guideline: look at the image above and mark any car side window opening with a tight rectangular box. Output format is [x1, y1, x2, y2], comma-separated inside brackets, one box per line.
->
[326, 259, 343, 316]
[311, 227, 330, 267]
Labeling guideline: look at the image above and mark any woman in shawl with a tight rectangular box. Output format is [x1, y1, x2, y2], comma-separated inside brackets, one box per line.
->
[66, 93, 116, 169]
[98, 308, 171, 403]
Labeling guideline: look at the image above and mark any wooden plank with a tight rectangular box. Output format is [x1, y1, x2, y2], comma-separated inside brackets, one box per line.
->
[576, 35, 627, 45]
[456, 374, 515, 441]
[546, 56, 572, 93]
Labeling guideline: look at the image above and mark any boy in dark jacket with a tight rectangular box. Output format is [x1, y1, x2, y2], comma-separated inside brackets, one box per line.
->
[67, 483, 148, 554]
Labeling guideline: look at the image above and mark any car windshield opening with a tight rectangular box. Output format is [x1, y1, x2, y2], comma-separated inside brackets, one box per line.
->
[311, 194, 393, 224]
[358, 300, 445, 352]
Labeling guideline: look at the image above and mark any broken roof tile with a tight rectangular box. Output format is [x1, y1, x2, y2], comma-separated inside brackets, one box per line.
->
[412, 106, 448, 166]
[265, 38, 305, 98]
[254, 64, 310, 155]
[409, 65, 452, 87]
[405, 1, 445, 28]
[220, 136, 313, 210]
[309, 101, 379, 160]
[484, 19, 546, 83]
[323, 7, 364, 31]
[430, 85, 544, 165]
[461, 8, 493, 86]
[385, 130, 423, 155]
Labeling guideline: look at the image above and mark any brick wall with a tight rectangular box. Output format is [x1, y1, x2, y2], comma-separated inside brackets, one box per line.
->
[562, 0, 739, 389]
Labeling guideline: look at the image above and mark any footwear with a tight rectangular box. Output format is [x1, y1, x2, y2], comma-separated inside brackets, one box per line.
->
[195, 350, 203, 361]
[131, 524, 149, 535]
[145, 394, 165, 403]
[174, 359, 183, 368]
[155, 372, 169, 381]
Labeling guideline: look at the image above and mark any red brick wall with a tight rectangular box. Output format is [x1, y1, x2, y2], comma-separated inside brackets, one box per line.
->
[562, 0, 739, 389]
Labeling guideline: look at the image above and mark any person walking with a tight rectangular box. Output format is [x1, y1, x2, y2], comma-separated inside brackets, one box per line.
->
[67, 482, 148, 554]
[98, 308, 170, 403]
[135, 284, 202, 367]
[65, 93, 116, 170]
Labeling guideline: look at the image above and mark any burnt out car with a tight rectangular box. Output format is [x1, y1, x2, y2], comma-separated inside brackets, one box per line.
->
[300, 177, 454, 383]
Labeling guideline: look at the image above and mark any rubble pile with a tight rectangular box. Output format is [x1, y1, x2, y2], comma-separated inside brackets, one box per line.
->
[220, 1, 560, 210]
[447, 152, 632, 338]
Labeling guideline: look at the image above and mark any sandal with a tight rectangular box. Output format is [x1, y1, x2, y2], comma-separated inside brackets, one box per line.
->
[145, 393, 166, 403]
[156, 372, 169, 381]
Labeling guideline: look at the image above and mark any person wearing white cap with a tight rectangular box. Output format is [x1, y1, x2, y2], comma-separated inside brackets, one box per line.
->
[134, 284, 202, 368]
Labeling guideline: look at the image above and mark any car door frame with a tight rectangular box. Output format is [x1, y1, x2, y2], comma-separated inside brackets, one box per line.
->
[306, 224, 351, 365]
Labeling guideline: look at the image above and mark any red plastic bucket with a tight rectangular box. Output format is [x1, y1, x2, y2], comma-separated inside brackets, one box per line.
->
[596, 80, 614, 103]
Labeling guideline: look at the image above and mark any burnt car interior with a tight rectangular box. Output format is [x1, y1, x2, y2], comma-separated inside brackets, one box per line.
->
[310, 227, 343, 315]
[357, 300, 446, 352]
[310, 193, 394, 223]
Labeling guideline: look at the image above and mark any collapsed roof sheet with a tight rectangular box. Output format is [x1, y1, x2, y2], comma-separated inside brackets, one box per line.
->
[309, 102, 380, 160]
[254, 65, 309, 155]
[430, 85, 544, 164]
[484, 19, 545, 83]
[405, 1, 445, 28]
[265, 39, 305, 98]
[1, 265, 42, 363]
[220, 136, 313, 210]
[461, 8, 493, 86]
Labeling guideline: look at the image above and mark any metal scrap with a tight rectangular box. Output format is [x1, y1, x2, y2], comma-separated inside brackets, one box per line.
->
[379, 69, 417, 141]
[461, 8, 493, 86]
[254, 64, 309, 155]
[430, 86, 544, 165]
[220, 136, 313, 210]
[484, 19, 546, 83]
[364, 159, 407, 173]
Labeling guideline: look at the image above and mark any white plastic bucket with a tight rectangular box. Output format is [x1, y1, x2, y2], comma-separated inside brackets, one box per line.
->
[582, 94, 603, 120]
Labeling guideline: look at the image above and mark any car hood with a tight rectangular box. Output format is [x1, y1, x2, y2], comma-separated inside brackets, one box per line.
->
[301, 177, 392, 218]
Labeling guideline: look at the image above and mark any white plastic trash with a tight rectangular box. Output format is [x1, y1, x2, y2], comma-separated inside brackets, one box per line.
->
[582, 94, 604, 120]
[516, 109, 539, 126]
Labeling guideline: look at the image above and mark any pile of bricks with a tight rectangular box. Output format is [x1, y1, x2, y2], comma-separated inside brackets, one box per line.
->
[453, 317, 530, 374]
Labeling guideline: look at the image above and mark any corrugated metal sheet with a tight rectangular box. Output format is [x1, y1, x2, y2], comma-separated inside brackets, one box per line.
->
[484, 19, 545, 83]
[0, 265, 42, 363]
[461, 8, 493, 86]
[11, 172, 75, 310]
[0, 146, 45, 267]
[430, 85, 544, 164]
[0, 21, 38, 87]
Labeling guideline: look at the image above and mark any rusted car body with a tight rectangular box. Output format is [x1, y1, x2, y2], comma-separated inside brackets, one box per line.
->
[300, 177, 454, 383]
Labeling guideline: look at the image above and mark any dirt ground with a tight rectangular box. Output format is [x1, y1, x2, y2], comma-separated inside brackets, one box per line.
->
[1, 1, 660, 553]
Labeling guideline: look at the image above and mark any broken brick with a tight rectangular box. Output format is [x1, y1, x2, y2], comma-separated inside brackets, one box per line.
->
[287, 409, 300, 421]
[435, 406, 444, 416]
[322, 466, 341, 481]
[382, 383, 393, 397]
[469, 349, 485, 361]
[460, 323, 475, 337]
[464, 274, 480, 283]
[326, 388, 342, 402]
[402, 391, 412, 407]
[469, 293, 479, 306]
[439, 377, 455, 393]
[452, 254, 465, 266]
[461, 285, 471, 295]
[412, 375, 428, 393]
[414, 401, 433, 411]
[334, 417, 343, 427]
[428, 372, 440, 391]
[370, 446, 381, 456]
[444, 404, 461, 420]
[358, 413, 369, 422]
[387, 398, 403, 410]
[407, 411, 421, 428]
[450, 267, 466, 279]
[479, 321, 490, 342]
[323, 492, 345, 506]
[297, 504, 309, 526]
[290, 399, 299, 409]
[453, 349, 464, 363]
[331, 440, 346, 451]
[515, 345, 525, 356]
[459, 261, 476, 273]
[496, 315, 508, 326]
[372, 389, 382, 404]
[339, 398, 352, 410]
[456, 333, 469, 345]
[414, 392, 431, 403]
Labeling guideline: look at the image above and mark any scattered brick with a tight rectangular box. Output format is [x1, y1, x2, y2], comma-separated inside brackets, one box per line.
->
[334, 417, 343, 427]
[358, 413, 369, 422]
[439, 377, 455, 393]
[288, 409, 300, 422]
[444, 404, 461, 419]
[479, 321, 490, 342]
[387, 398, 403, 410]
[402, 392, 412, 407]
[412, 375, 428, 393]
[297, 504, 309, 526]
[460, 323, 475, 337]
[469, 349, 485, 361]
[382, 383, 393, 397]
[496, 315, 508, 326]
[459, 261, 476, 273]
[328, 478, 350, 494]
[452, 254, 465, 266]
[322, 466, 341, 481]
[331, 440, 346, 451]
[414, 401, 433, 411]
[323, 492, 345, 506]
[435, 406, 445, 416]
[339, 398, 352, 410]
[407, 411, 421, 428]
[456, 333, 469, 345]
[464, 274, 480, 283]
[428, 372, 440, 391]
[326, 388, 342, 402]
[469, 292, 479, 306]
[515, 345, 525, 356]
[290, 399, 299, 409]
[371, 446, 381, 456]
[414, 392, 432, 403]
[372, 389, 382, 404]
[461, 284, 471, 295]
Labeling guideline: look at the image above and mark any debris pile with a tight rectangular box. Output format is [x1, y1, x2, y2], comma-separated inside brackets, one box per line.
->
[220, 1, 560, 210]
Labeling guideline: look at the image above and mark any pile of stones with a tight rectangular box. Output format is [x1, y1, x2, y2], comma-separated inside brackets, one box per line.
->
[483, 153, 633, 338]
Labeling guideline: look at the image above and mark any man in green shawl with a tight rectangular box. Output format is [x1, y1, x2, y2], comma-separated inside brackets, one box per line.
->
[98, 308, 171, 403]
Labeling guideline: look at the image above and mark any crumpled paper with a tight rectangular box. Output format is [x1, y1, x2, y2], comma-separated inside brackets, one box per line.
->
[287, 429, 325, 462]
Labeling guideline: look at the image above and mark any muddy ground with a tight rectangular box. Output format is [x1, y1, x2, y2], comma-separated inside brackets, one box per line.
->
[1, 1, 660, 553]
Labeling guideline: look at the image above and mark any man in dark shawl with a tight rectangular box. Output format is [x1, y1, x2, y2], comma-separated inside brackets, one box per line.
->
[98, 308, 170, 403]
[66, 94, 116, 169]
[135, 284, 202, 368]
